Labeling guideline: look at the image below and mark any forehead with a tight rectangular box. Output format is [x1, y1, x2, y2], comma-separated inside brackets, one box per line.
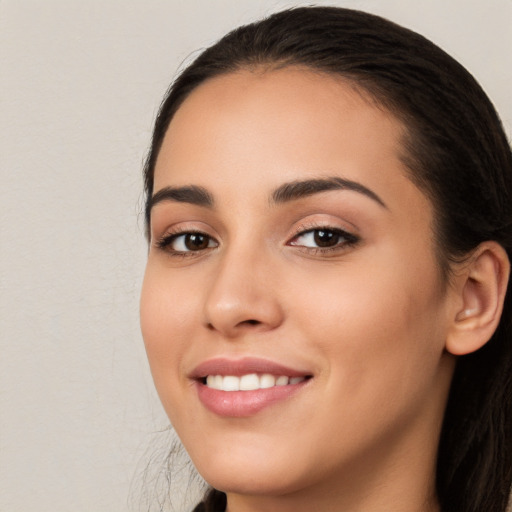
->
[154, 67, 418, 211]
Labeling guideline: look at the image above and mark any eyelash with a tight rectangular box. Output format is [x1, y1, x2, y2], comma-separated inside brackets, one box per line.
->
[155, 225, 359, 258]
[288, 225, 360, 255]
[155, 230, 218, 258]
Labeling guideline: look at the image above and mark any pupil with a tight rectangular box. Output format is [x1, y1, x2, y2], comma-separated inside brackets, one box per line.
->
[314, 230, 339, 247]
[185, 233, 209, 250]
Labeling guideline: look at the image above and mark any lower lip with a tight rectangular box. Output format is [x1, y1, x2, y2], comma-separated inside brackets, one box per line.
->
[195, 380, 309, 417]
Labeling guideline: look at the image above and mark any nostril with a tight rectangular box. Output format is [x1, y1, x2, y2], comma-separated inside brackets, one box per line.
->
[205, 318, 261, 332]
[243, 319, 260, 326]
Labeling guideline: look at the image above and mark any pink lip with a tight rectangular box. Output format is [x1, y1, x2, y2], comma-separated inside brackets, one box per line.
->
[190, 357, 312, 418]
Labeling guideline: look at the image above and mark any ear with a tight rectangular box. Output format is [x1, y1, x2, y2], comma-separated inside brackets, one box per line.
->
[446, 241, 510, 356]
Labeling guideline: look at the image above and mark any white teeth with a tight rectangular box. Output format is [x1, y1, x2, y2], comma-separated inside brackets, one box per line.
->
[276, 376, 289, 386]
[239, 373, 260, 391]
[205, 374, 307, 391]
[222, 376, 240, 392]
[260, 374, 276, 388]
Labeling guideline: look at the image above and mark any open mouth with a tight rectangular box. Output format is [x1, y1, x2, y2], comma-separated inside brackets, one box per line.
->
[193, 360, 313, 416]
[202, 373, 312, 391]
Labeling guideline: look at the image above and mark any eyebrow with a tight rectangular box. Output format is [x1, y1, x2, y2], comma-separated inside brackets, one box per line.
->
[146, 185, 214, 221]
[271, 177, 387, 208]
[147, 175, 387, 223]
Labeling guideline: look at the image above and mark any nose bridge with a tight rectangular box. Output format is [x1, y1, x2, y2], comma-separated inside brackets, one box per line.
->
[203, 234, 283, 336]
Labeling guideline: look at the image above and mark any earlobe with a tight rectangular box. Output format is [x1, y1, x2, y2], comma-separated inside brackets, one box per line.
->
[446, 241, 510, 356]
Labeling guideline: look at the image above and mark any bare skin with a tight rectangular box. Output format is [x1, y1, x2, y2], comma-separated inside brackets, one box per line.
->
[141, 67, 475, 512]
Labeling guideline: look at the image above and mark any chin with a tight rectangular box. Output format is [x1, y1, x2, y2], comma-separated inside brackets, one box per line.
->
[189, 443, 311, 497]
[199, 465, 305, 497]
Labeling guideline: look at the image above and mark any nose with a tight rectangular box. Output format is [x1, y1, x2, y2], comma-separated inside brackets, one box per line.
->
[203, 245, 284, 338]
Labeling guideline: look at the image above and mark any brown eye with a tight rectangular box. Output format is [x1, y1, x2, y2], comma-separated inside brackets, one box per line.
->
[313, 229, 341, 247]
[157, 231, 218, 253]
[289, 227, 359, 251]
[184, 233, 210, 250]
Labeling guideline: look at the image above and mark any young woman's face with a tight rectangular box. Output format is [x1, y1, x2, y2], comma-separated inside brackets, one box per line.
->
[141, 68, 456, 504]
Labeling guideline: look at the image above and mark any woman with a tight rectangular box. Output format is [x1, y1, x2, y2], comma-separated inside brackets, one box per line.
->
[140, 7, 512, 512]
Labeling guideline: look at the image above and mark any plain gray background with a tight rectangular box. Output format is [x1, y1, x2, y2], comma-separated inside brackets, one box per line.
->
[1, 1, 511, 511]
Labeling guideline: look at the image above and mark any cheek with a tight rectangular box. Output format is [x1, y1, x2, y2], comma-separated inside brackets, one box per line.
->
[289, 249, 446, 396]
[140, 266, 197, 400]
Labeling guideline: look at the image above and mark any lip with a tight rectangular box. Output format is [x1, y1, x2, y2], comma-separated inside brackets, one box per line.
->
[190, 357, 312, 417]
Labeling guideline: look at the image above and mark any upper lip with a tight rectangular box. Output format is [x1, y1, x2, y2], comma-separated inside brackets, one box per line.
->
[189, 357, 312, 379]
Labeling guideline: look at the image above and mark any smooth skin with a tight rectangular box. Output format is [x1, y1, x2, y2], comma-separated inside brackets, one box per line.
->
[140, 68, 509, 512]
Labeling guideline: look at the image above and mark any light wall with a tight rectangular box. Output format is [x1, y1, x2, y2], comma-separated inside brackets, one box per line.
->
[1, 1, 510, 511]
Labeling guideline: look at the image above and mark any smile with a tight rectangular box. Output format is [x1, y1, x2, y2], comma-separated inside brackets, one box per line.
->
[205, 373, 307, 391]
[191, 358, 313, 417]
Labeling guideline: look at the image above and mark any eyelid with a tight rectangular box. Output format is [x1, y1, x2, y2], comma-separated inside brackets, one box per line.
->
[159, 231, 217, 249]
[287, 221, 360, 253]
[290, 227, 358, 244]
[152, 219, 216, 242]
[288, 218, 358, 240]
[153, 223, 220, 256]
